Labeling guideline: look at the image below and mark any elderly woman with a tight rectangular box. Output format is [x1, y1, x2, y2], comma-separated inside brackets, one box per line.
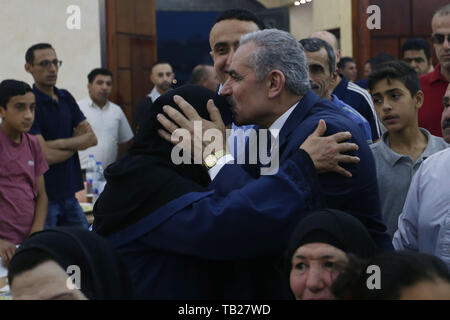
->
[8, 227, 132, 300]
[285, 208, 378, 300]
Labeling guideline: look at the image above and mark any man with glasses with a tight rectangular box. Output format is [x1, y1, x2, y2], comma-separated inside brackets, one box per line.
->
[25, 43, 97, 229]
[418, 4, 450, 137]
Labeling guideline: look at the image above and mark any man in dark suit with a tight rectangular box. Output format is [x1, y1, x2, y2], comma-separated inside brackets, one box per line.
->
[157, 29, 391, 252]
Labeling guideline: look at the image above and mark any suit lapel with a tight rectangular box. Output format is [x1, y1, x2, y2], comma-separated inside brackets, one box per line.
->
[278, 90, 320, 151]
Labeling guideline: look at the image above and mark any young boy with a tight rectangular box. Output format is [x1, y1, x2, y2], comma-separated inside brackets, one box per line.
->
[0, 80, 48, 266]
[369, 61, 448, 238]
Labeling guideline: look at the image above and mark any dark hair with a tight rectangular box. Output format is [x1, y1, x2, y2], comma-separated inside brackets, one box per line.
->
[368, 60, 421, 97]
[150, 61, 173, 73]
[337, 57, 356, 70]
[370, 53, 395, 70]
[25, 43, 53, 64]
[299, 37, 336, 73]
[401, 38, 431, 60]
[0, 79, 33, 109]
[332, 251, 450, 300]
[213, 9, 266, 30]
[8, 249, 52, 286]
[88, 68, 113, 83]
[189, 65, 212, 85]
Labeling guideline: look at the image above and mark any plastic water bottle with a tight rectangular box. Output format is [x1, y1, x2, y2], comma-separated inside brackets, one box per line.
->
[85, 155, 96, 203]
[93, 161, 106, 204]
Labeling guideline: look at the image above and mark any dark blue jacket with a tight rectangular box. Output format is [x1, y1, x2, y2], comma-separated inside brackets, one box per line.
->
[106, 150, 321, 299]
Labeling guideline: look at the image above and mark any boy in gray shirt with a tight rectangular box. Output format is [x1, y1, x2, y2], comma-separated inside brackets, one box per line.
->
[369, 61, 448, 237]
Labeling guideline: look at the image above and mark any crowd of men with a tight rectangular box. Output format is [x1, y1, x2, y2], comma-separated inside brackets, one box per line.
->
[1, 4, 450, 300]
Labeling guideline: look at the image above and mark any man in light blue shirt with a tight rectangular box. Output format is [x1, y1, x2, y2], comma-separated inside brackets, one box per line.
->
[369, 61, 448, 237]
[394, 83, 450, 268]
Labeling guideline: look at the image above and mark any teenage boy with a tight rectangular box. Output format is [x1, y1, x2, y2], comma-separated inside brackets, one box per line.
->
[0, 80, 48, 266]
[369, 61, 448, 237]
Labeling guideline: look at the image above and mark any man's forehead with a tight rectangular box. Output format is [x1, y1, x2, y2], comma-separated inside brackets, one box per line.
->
[403, 49, 426, 58]
[209, 19, 259, 47]
[34, 48, 56, 59]
[432, 14, 450, 31]
[152, 64, 172, 74]
[306, 49, 329, 65]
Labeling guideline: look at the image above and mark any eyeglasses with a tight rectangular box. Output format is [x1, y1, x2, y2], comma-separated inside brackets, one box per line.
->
[34, 59, 62, 68]
[431, 34, 450, 44]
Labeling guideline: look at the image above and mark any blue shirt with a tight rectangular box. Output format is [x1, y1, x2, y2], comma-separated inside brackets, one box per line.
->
[333, 75, 382, 140]
[29, 85, 85, 200]
[332, 94, 373, 144]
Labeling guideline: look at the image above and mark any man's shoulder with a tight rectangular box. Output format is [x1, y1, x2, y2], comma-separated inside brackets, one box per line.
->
[345, 82, 373, 105]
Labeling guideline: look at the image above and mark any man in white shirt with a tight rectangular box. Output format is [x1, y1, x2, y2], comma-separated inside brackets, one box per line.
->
[78, 68, 134, 169]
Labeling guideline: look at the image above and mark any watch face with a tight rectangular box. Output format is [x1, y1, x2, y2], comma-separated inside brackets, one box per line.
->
[204, 154, 217, 168]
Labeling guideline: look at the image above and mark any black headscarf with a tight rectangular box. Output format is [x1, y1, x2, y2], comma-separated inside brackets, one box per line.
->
[93, 85, 232, 236]
[8, 227, 133, 300]
[284, 208, 377, 299]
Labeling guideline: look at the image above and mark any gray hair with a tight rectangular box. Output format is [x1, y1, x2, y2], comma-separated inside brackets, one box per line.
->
[240, 29, 311, 96]
[299, 37, 336, 73]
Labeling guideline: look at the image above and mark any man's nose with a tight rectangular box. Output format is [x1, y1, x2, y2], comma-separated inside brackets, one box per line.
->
[220, 79, 232, 96]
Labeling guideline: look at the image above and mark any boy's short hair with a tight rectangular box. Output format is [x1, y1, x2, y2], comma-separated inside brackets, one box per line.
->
[25, 43, 53, 64]
[368, 60, 421, 97]
[87, 68, 113, 83]
[0, 79, 33, 109]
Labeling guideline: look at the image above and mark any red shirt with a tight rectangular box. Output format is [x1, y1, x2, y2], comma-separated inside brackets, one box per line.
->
[0, 130, 48, 244]
[418, 64, 449, 137]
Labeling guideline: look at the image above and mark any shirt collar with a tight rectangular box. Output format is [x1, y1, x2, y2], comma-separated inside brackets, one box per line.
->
[32, 84, 63, 101]
[268, 102, 298, 139]
[148, 87, 161, 101]
[380, 128, 438, 166]
[86, 96, 110, 110]
[332, 74, 348, 97]
[429, 63, 449, 84]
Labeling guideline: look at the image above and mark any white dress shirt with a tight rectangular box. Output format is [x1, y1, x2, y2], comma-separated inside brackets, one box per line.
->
[208, 101, 299, 180]
[393, 148, 450, 268]
[78, 98, 134, 169]
[148, 87, 161, 103]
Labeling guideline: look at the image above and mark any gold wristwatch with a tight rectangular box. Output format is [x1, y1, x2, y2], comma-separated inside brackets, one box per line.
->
[203, 149, 228, 169]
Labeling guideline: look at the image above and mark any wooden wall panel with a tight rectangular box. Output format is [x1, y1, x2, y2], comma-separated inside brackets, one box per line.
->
[352, 0, 449, 76]
[412, 0, 448, 35]
[116, 0, 135, 33]
[117, 70, 132, 104]
[371, 38, 399, 58]
[117, 34, 131, 68]
[136, 0, 155, 36]
[106, 0, 157, 129]
[370, 0, 411, 36]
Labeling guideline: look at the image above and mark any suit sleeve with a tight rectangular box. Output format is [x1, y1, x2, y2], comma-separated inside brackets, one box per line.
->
[137, 150, 322, 260]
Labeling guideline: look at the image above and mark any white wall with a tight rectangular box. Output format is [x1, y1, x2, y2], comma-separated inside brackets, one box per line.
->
[289, 0, 353, 57]
[0, 0, 101, 101]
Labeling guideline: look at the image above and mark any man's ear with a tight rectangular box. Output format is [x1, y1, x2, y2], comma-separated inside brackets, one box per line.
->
[0, 105, 6, 117]
[267, 70, 285, 99]
[25, 63, 31, 74]
[414, 90, 424, 110]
